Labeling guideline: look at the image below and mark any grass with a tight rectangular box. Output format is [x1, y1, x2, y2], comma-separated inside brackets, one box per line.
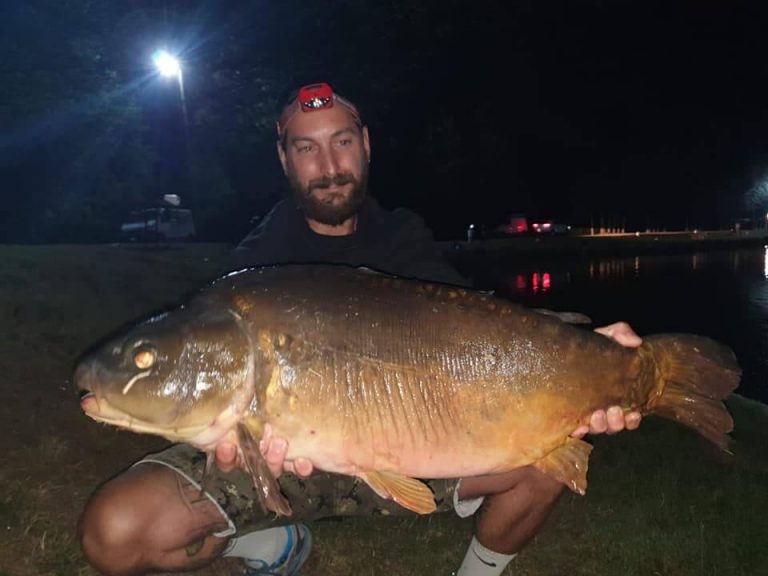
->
[0, 244, 766, 575]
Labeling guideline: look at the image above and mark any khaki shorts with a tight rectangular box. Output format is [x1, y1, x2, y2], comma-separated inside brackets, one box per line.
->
[134, 443, 464, 538]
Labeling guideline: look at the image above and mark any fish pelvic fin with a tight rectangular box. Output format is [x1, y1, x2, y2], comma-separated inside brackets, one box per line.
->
[533, 437, 593, 495]
[236, 422, 293, 517]
[644, 334, 741, 452]
[359, 470, 437, 515]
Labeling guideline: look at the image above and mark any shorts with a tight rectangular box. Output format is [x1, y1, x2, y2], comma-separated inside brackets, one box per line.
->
[133, 443, 480, 538]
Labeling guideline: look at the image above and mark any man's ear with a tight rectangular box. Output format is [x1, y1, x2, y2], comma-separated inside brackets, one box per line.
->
[362, 126, 371, 164]
[276, 140, 288, 174]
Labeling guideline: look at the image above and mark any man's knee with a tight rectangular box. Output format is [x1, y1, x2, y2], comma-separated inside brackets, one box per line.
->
[510, 467, 564, 509]
[79, 468, 150, 576]
[79, 464, 227, 576]
[477, 467, 565, 531]
[473, 468, 565, 554]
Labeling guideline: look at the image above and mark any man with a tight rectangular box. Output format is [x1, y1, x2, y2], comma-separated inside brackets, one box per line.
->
[79, 82, 641, 576]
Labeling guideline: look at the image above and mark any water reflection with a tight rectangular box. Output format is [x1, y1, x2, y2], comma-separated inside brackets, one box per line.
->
[764, 246, 768, 279]
[531, 272, 550, 294]
[509, 272, 552, 295]
[589, 259, 631, 281]
[505, 249, 765, 298]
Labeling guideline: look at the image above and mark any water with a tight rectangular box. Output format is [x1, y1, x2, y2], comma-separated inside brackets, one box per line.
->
[463, 246, 768, 404]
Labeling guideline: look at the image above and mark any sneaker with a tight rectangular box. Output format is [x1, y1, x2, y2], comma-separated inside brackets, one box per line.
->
[243, 524, 313, 576]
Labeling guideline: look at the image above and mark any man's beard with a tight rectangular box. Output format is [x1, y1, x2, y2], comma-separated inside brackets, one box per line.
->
[290, 164, 368, 227]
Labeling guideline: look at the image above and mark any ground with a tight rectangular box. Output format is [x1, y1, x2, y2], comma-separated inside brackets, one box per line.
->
[0, 244, 766, 576]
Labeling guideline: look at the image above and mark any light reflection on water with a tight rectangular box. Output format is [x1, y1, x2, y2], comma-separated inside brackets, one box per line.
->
[475, 248, 768, 403]
[764, 246, 768, 279]
[510, 272, 554, 294]
[504, 249, 765, 298]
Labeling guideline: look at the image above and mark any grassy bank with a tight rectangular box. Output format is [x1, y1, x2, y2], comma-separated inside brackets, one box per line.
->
[0, 244, 765, 575]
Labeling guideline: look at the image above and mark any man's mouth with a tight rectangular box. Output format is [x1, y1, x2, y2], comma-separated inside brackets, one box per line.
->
[311, 187, 349, 202]
[310, 174, 355, 191]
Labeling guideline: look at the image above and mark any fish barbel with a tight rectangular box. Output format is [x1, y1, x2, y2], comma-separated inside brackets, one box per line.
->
[75, 265, 740, 516]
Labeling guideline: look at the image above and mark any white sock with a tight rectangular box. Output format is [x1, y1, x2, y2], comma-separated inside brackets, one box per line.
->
[223, 525, 291, 567]
[456, 536, 517, 576]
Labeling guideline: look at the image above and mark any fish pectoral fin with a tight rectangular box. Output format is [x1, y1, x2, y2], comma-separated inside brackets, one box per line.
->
[200, 451, 217, 496]
[533, 437, 593, 495]
[236, 423, 293, 517]
[359, 470, 437, 515]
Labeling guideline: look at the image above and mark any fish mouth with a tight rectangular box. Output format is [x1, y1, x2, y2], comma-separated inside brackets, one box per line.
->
[79, 392, 211, 442]
[79, 391, 243, 449]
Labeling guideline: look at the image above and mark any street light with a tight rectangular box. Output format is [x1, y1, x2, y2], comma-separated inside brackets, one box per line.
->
[152, 49, 188, 125]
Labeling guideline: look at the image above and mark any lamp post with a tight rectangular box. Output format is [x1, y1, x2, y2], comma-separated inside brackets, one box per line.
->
[151, 50, 188, 126]
[150, 49, 191, 209]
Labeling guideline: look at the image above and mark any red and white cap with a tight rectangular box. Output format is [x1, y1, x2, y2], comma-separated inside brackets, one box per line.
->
[277, 82, 362, 139]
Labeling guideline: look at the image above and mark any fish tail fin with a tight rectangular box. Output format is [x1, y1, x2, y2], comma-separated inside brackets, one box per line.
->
[645, 334, 740, 451]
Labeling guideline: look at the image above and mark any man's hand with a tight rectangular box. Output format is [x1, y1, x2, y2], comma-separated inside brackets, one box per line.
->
[213, 424, 314, 478]
[259, 425, 314, 478]
[571, 322, 644, 439]
[214, 442, 241, 474]
[593, 321, 643, 347]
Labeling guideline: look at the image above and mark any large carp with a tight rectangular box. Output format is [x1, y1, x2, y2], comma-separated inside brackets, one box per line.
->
[75, 265, 740, 516]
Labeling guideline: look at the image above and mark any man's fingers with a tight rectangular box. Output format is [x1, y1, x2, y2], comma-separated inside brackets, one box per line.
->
[589, 410, 608, 434]
[570, 425, 590, 439]
[578, 407, 643, 437]
[605, 406, 625, 434]
[293, 458, 314, 479]
[594, 322, 643, 348]
[625, 411, 642, 430]
[215, 442, 238, 473]
[265, 437, 288, 477]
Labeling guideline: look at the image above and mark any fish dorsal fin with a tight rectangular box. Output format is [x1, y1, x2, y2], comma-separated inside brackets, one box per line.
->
[355, 266, 392, 277]
[236, 421, 293, 517]
[532, 437, 593, 495]
[532, 308, 593, 325]
[359, 470, 437, 515]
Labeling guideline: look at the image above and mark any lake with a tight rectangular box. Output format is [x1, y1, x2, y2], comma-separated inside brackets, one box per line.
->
[459, 246, 768, 404]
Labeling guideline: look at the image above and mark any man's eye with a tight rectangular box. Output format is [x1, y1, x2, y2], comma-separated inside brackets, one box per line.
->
[296, 144, 314, 154]
[336, 139, 352, 147]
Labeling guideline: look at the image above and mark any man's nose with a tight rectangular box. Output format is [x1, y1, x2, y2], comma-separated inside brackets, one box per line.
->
[318, 148, 340, 177]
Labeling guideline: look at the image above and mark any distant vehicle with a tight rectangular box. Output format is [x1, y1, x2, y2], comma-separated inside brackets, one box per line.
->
[531, 220, 554, 233]
[119, 207, 196, 242]
[498, 214, 529, 236]
[531, 220, 571, 235]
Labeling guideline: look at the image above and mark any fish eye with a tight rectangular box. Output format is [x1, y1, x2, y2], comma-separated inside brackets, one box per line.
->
[133, 347, 157, 370]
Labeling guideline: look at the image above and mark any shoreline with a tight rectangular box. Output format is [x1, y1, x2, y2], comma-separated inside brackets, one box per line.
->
[442, 229, 768, 260]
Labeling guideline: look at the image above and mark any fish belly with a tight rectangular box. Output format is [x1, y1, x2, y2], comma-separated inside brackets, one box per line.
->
[267, 388, 580, 479]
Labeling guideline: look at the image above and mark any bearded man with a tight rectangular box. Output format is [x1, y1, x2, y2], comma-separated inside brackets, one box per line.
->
[79, 83, 641, 576]
[230, 83, 462, 284]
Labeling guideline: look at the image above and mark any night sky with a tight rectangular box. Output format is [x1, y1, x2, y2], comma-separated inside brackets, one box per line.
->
[3, 0, 768, 241]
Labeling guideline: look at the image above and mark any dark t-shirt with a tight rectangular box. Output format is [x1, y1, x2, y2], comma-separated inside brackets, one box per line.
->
[230, 197, 466, 286]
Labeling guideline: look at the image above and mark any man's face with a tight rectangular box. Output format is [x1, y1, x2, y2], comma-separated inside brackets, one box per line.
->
[277, 105, 371, 227]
